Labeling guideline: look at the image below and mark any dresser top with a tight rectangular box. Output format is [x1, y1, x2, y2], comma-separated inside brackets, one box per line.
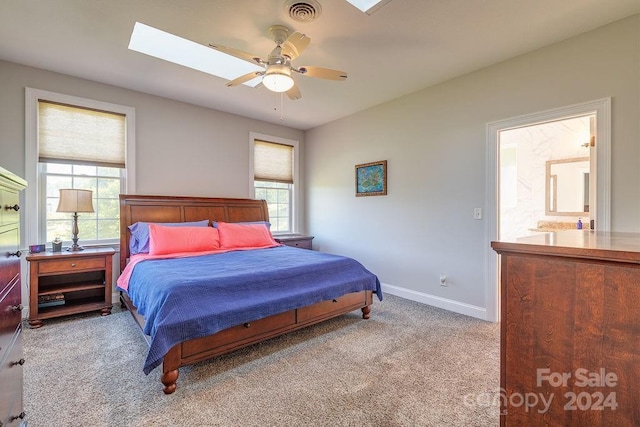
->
[492, 230, 640, 263]
[0, 166, 27, 189]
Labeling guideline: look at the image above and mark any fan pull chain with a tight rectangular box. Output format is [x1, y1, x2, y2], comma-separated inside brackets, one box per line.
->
[271, 92, 285, 121]
[280, 92, 284, 121]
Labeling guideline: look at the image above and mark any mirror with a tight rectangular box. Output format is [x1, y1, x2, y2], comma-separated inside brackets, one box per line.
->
[546, 157, 590, 216]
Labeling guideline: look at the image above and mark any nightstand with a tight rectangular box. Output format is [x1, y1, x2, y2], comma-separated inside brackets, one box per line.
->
[275, 234, 314, 250]
[26, 247, 115, 328]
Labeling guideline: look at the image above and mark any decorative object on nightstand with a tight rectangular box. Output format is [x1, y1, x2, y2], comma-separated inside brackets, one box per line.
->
[52, 236, 62, 252]
[275, 234, 314, 250]
[56, 188, 94, 251]
[26, 247, 115, 328]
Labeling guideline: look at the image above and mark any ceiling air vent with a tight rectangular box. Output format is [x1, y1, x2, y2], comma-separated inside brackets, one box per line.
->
[284, 0, 322, 22]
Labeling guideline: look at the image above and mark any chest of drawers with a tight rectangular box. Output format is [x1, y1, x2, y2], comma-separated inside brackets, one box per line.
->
[0, 167, 27, 426]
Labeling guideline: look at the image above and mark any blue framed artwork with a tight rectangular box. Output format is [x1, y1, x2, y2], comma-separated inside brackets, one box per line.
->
[355, 160, 387, 197]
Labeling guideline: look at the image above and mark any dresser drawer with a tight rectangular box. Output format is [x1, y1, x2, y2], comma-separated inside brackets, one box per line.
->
[0, 324, 23, 426]
[0, 227, 20, 286]
[182, 310, 296, 359]
[0, 188, 20, 226]
[283, 238, 312, 249]
[297, 291, 367, 323]
[0, 278, 21, 355]
[37, 256, 106, 275]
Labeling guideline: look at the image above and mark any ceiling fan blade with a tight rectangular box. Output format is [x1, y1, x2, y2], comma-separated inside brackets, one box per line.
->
[286, 84, 301, 100]
[281, 32, 310, 61]
[226, 71, 263, 87]
[297, 66, 347, 81]
[208, 43, 263, 65]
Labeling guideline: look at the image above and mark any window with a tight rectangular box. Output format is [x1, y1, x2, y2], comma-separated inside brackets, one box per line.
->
[250, 133, 299, 234]
[254, 181, 292, 232]
[25, 88, 136, 247]
[40, 163, 121, 242]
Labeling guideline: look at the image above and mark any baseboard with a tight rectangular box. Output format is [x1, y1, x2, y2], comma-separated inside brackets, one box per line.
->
[380, 282, 487, 320]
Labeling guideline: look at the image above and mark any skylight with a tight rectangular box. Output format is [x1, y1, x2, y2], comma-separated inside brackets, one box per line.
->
[344, 0, 390, 14]
[128, 22, 263, 87]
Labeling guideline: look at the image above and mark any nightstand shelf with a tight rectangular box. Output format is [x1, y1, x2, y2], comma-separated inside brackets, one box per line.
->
[37, 298, 108, 317]
[38, 281, 105, 296]
[26, 247, 115, 328]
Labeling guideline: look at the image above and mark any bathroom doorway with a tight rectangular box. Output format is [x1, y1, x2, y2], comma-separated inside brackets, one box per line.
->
[498, 114, 594, 241]
[485, 98, 611, 322]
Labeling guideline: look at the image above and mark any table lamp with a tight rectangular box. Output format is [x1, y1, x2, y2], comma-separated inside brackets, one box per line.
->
[56, 189, 94, 251]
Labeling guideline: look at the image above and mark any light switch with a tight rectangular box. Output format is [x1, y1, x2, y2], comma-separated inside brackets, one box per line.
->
[474, 208, 482, 220]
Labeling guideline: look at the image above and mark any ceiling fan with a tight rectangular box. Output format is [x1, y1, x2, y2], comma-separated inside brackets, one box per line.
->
[208, 25, 347, 100]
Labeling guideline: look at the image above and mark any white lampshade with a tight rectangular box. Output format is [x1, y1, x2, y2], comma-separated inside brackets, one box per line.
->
[56, 189, 94, 213]
[262, 64, 294, 93]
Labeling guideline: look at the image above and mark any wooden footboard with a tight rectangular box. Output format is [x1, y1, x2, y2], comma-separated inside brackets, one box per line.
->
[120, 290, 373, 394]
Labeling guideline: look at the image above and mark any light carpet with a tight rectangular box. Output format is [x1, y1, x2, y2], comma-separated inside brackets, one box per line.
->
[23, 294, 500, 426]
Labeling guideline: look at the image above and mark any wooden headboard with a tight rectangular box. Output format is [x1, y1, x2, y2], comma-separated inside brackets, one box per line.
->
[119, 194, 269, 272]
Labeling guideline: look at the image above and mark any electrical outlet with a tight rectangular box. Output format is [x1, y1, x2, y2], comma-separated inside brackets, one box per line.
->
[474, 208, 482, 220]
[440, 275, 447, 286]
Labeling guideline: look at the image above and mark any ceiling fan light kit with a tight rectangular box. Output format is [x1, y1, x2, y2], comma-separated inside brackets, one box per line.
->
[263, 65, 294, 92]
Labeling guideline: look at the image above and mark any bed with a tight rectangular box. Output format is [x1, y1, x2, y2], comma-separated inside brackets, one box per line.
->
[117, 194, 382, 394]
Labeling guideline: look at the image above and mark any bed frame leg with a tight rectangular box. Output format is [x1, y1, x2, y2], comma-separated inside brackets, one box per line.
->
[161, 369, 179, 394]
[361, 305, 371, 319]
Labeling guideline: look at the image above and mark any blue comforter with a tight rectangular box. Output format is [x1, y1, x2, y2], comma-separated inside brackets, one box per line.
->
[121, 246, 382, 374]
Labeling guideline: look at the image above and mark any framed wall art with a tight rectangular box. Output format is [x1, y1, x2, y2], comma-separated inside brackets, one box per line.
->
[355, 160, 387, 197]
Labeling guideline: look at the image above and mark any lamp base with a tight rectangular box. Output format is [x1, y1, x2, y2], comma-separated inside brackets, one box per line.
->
[67, 212, 84, 251]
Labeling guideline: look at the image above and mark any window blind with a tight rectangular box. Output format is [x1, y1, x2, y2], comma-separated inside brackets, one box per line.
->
[38, 100, 126, 168]
[254, 140, 293, 184]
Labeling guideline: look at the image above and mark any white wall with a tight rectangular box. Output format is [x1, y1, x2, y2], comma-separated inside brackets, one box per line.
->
[304, 15, 639, 319]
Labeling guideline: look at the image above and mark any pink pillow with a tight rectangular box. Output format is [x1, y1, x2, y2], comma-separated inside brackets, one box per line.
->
[217, 222, 278, 249]
[148, 224, 220, 255]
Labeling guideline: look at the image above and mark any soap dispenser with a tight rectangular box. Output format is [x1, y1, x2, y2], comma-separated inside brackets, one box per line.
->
[577, 218, 583, 230]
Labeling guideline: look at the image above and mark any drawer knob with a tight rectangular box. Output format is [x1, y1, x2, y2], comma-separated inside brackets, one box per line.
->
[71, 263, 77, 267]
[243, 322, 251, 328]
[10, 412, 26, 421]
[5, 204, 20, 211]
[8, 250, 22, 258]
[11, 304, 23, 312]
[11, 358, 26, 366]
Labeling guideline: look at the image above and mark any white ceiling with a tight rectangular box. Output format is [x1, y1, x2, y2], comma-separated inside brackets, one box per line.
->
[1, 0, 638, 130]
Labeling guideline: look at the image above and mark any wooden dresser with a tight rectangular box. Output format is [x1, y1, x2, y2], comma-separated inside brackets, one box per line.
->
[0, 167, 27, 426]
[492, 231, 640, 426]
